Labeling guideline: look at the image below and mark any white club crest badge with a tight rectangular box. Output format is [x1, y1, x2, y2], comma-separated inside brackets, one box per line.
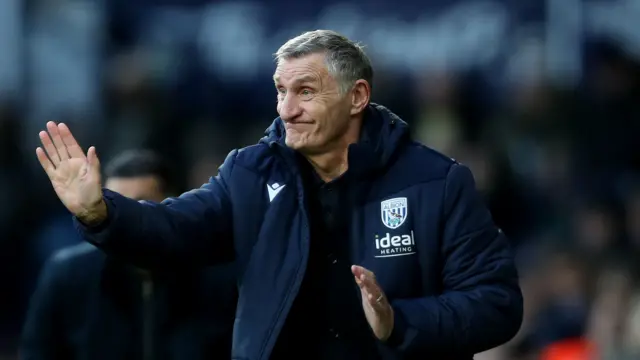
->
[380, 197, 408, 229]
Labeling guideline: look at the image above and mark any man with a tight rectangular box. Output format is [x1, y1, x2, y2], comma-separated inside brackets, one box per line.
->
[35, 30, 523, 359]
[22, 150, 237, 360]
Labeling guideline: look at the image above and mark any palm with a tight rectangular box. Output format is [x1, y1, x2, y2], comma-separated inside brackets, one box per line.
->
[352, 265, 394, 341]
[36, 121, 103, 216]
[360, 288, 391, 340]
[50, 157, 101, 212]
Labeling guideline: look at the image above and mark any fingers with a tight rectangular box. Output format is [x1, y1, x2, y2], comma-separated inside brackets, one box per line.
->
[87, 146, 100, 171]
[58, 123, 85, 159]
[38, 121, 85, 168]
[47, 121, 69, 161]
[352, 265, 387, 308]
[39, 128, 60, 166]
[352, 265, 374, 288]
[352, 265, 376, 286]
[36, 147, 55, 177]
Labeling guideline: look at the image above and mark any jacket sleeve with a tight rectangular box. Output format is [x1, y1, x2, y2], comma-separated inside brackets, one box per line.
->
[384, 163, 523, 356]
[73, 150, 238, 268]
[20, 255, 69, 360]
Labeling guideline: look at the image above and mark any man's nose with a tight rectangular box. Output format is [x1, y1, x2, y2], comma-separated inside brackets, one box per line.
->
[278, 94, 303, 121]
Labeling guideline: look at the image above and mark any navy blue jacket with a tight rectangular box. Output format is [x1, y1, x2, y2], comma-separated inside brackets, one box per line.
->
[20, 243, 237, 360]
[75, 104, 523, 359]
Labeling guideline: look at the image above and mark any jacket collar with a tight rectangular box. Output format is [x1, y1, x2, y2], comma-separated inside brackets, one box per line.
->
[262, 103, 410, 179]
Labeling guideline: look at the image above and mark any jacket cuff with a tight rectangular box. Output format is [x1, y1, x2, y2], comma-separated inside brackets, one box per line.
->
[73, 189, 115, 234]
[383, 306, 408, 348]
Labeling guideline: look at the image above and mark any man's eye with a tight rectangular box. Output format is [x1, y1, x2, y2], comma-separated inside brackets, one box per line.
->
[301, 89, 311, 96]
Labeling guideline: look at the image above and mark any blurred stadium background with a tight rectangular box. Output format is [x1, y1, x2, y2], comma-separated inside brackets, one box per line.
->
[1, 0, 639, 359]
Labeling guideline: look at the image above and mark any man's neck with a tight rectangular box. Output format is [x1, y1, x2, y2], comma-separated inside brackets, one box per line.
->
[307, 149, 349, 182]
[306, 116, 362, 182]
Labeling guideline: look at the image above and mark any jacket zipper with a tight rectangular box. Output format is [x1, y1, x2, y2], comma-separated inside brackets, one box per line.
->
[260, 145, 311, 359]
[261, 206, 311, 360]
[141, 278, 154, 360]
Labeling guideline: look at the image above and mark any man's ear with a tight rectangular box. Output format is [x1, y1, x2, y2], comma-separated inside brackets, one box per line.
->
[350, 79, 371, 115]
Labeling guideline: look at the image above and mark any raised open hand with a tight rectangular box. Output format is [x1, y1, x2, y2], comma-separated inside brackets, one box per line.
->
[36, 121, 106, 224]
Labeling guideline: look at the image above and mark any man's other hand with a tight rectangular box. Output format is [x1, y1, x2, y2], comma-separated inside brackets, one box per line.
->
[352, 265, 394, 341]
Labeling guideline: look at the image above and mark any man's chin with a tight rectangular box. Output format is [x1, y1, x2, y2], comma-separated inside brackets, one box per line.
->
[284, 134, 306, 150]
[285, 139, 305, 150]
[285, 133, 326, 155]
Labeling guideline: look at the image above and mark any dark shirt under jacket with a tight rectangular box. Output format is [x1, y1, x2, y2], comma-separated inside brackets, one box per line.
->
[270, 154, 379, 359]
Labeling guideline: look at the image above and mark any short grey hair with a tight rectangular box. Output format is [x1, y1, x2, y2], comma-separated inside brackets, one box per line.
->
[274, 30, 374, 94]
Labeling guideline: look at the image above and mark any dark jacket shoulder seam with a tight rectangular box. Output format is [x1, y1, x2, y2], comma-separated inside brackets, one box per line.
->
[228, 146, 272, 177]
[232, 162, 263, 176]
[374, 162, 454, 201]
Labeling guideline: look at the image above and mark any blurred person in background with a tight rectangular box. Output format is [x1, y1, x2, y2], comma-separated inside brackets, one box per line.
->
[618, 291, 640, 359]
[586, 258, 636, 359]
[35, 30, 522, 359]
[570, 198, 622, 256]
[514, 248, 589, 356]
[20, 150, 237, 360]
[624, 185, 640, 250]
[0, 102, 31, 351]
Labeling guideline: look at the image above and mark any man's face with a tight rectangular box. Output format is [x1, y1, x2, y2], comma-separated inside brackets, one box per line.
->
[274, 53, 352, 154]
[105, 175, 165, 202]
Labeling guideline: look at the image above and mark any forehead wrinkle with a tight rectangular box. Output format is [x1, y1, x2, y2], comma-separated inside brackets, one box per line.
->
[274, 73, 323, 88]
[273, 69, 320, 82]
